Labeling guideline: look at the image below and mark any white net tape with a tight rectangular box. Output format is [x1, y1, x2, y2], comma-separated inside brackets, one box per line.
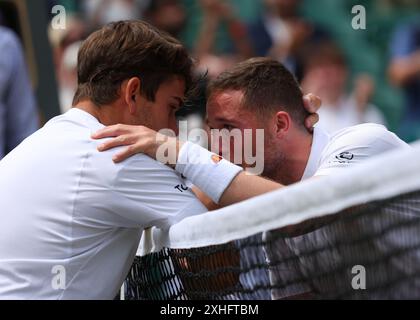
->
[138, 141, 420, 255]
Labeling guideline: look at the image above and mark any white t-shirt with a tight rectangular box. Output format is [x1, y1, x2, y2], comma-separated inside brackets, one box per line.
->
[267, 123, 410, 299]
[302, 123, 409, 180]
[0, 108, 207, 300]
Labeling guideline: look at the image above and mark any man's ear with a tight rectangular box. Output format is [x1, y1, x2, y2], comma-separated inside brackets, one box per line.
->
[124, 77, 141, 115]
[274, 111, 291, 138]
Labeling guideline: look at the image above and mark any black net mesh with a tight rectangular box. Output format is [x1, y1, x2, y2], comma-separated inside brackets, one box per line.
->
[124, 190, 420, 300]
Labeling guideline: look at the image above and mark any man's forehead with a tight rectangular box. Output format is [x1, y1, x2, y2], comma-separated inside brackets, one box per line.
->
[210, 89, 244, 103]
[207, 90, 245, 112]
[207, 90, 260, 124]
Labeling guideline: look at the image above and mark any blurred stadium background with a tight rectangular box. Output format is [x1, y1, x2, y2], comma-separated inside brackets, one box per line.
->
[1, 0, 420, 161]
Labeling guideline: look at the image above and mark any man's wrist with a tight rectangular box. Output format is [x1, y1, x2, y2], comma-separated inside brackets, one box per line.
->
[174, 141, 243, 204]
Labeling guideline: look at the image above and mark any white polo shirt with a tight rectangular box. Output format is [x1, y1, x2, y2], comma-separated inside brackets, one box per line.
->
[302, 123, 409, 180]
[267, 123, 410, 299]
[0, 108, 207, 300]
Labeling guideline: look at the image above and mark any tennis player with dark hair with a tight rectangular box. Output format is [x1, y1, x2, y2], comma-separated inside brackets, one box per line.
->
[0, 21, 319, 299]
[93, 57, 410, 299]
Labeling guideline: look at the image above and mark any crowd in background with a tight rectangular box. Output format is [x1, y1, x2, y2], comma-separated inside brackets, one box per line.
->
[1, 0, 420, 160]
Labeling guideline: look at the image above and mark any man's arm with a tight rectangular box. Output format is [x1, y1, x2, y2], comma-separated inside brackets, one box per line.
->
[388, 50, 420, 86]
[192, 186, 221, 211]
[80, 146, 209, 229]
[217, 171, 282, 207]
[92, 94, 321, 206]
[94, 125, 284, 206]
[388, 24, 420, 86]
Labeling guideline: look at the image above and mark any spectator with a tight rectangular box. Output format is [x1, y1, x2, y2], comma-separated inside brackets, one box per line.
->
[143, 0, 187, 39]
[247, 0, 329, 80]
[48, 15, 87, 112]
[0, 27, 38, 159]
[389, 18, 420, 142]
[195, 0, 253, 59]
[82, 0, 147, 28]
[58, 41, 82, 113]
[194, 0, 254, 82]
[179, 0, 254, 126]
[301, 41, 386, 134]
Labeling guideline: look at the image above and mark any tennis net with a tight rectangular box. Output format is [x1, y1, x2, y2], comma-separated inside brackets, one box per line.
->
[124, 142, 420, 300]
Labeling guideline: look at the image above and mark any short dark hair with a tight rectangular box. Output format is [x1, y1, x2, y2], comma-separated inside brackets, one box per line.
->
[207, 57, 308, 127]
[73, 20, 193, 106]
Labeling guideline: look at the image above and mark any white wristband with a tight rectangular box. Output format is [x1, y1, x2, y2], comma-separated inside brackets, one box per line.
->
[175, 141, 243, 204]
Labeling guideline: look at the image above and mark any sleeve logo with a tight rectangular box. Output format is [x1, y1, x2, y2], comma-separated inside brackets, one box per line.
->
[336, 152, 354, 161]
[331, 151, 355, 164]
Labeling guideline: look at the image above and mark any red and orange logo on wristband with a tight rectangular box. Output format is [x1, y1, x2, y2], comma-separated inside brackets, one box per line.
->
[211, 155, 223, 164]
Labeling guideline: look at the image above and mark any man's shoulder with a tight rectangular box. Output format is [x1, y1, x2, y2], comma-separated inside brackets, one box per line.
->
[328, 123, 408, 150]
[314, 124, 409, 177]
[104, 149, 184, 188]
[318, 124, 408, 170]
[47, 110, 182, 181]
[114, 151, 174, 173]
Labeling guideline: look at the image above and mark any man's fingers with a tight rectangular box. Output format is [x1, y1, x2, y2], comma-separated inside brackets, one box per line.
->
[97, 135, 134, 152]
[303, 93, 322, 113]
[112, 146, 138, 163]
[91, 124, 130, 139]
[305, 113, 319, 131]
